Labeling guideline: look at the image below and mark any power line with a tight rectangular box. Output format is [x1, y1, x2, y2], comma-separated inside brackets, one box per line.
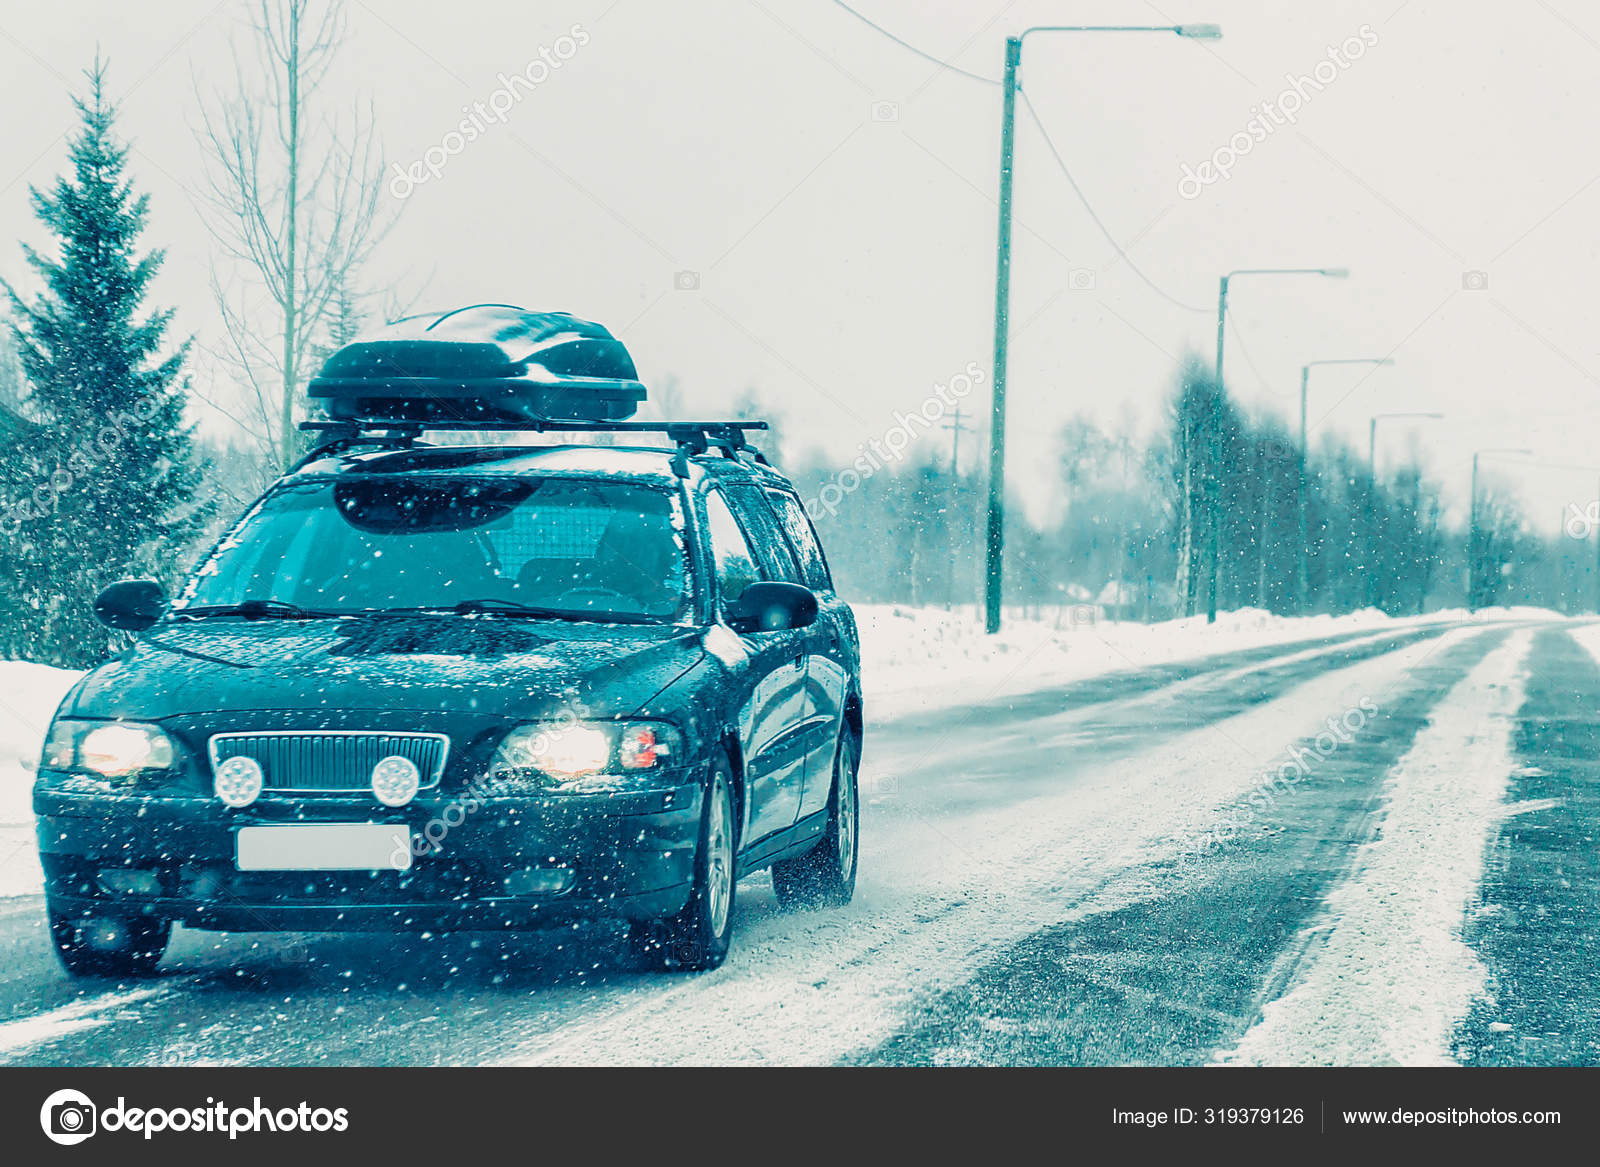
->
[830, 4, 1211, 318]
[829, 1, 999, 86]
[1226, 313, 1280, 397]
[1017, 88, 1211, 314]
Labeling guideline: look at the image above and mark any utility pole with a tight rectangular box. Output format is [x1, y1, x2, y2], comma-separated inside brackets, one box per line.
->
[1468, 448, 1531, 611]
[944, 404, 970, 477]
[1209, 267, 1349, 624]
[945, 404, 973, 610]
[1366, 412, 1442, 608]
[1297, 365, 1310, 611]
[982, 22, 1222, 634]
[1256, 440, 1270, 609]
[983, 37, 1021, 636]
[1207, 275, 1229, 624]
[1294, 356, 1392, 612]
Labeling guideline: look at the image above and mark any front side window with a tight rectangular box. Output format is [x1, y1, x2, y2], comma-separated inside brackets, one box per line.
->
[765, 490, 833, 592]
[178, 476, 690, 622]
[702, 489, 763, 607]
[724, 483, 801, 584]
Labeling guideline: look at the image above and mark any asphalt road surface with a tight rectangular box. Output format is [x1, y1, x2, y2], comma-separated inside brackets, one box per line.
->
[2, 617, 1594, 1066]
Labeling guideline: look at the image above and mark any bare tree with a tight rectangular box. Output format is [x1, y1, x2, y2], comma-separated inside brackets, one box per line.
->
[196, 0, 392, 466]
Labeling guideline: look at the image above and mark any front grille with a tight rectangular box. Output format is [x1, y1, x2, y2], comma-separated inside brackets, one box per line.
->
[207, 731, 450, 792]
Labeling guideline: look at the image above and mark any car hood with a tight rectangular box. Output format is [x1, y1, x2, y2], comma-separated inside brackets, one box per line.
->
[67, 615, 707, 722]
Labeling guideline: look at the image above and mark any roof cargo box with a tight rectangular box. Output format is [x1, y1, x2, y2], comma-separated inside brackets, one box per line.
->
[308, 305, 647, 423]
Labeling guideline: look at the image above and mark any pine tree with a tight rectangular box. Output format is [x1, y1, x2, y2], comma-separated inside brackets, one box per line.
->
[1, 60, 208, 667]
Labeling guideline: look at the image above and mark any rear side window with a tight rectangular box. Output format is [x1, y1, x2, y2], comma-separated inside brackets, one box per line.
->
[766, 490, 834, 592]
[724, 483, 801, 584]
[703, 489, 762, 606]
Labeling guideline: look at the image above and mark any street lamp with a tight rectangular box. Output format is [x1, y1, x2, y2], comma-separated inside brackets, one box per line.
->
[983, 21, 1223, 635]
[1295, 357, 1392, 611]
[1468, 448, 1531, 611]
[1203, 266, 1348, 623]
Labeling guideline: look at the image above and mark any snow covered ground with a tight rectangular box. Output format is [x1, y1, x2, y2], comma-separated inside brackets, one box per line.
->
[1218, 631, 1532, 1066]
[0, 605, 1564, 899]
[0, 610, 1593, 1067]
[0, 662, 80, 898]
[853, 602, 1558, 720]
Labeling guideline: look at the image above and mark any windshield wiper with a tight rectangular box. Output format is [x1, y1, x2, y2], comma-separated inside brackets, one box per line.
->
[173, 599, 328, 620]
[447, 598, 653, 624]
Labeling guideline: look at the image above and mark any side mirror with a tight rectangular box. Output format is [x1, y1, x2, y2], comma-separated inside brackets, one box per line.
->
[93, 579, 167, 632]
[725, 581, 818, 634]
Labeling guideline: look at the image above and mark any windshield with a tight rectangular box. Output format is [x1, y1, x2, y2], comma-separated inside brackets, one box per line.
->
[177, 475, 690, 622]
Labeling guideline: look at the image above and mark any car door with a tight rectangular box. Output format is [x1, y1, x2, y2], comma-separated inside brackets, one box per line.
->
[762, 487, 854, 821]
[702, 486, 808, 846]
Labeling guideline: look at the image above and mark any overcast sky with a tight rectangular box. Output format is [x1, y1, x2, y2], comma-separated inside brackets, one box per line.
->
[2, 0, 1598, 533]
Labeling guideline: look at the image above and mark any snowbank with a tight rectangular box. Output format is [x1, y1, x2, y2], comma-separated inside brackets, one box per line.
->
[0, 662, 81, 897]
[853, 603, 1561, 721]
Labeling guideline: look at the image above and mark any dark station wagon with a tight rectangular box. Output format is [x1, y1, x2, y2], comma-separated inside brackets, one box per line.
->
[35, 307, 863, 975]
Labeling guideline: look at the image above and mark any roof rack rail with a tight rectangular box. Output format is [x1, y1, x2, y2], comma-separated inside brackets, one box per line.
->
[293, 416, 772, 474]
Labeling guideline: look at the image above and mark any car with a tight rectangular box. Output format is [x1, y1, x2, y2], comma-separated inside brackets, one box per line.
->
[34, 308, 863, 976]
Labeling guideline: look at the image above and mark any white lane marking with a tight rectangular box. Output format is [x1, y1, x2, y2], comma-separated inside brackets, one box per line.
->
[0, 987, 173, 1057]
[1217, 630, 1533, 1067]
[492, 626, 1489, 1066]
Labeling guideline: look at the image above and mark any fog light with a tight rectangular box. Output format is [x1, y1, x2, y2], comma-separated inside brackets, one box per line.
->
[214, 756, 264, 808]
[98, 869, 161, 896]
[371, 755, 421, 807]
[504, 868, 574, 897]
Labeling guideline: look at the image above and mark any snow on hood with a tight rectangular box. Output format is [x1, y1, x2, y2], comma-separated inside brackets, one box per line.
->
[66, 615, 705, 721]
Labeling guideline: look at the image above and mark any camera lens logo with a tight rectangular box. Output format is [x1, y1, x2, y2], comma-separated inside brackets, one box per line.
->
[40, 1089, 97, 1146]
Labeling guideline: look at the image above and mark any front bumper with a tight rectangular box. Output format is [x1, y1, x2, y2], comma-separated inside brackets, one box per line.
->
[36, 779, 703, 932]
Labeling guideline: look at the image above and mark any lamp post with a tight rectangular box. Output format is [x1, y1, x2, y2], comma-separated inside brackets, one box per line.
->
[1202, 267, 1347, 623]
[1468, 448, 1531, 611]
[1294, 357, 1392, 612]
[983, 21, 1223, 635]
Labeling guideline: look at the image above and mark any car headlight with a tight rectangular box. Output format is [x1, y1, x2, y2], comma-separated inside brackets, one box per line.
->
[489, 720, 684, 789]
[42, 719, 178, 780]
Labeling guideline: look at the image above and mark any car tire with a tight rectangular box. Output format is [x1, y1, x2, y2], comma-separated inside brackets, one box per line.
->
[48, 904, 170, 978]
[629, 759, 737, 972]
[771, 731, 858, 910]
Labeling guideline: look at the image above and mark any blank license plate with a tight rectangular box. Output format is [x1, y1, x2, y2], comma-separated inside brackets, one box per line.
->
[236, 824, 413, 872]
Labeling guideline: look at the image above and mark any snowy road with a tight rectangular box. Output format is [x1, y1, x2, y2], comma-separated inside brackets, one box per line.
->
[2, 617, 1596, 1067]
